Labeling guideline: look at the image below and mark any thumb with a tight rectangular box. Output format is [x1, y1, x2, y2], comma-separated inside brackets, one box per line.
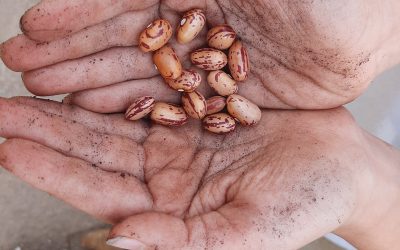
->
[106, 212, 186, 250]
[106, 202, 263, 250]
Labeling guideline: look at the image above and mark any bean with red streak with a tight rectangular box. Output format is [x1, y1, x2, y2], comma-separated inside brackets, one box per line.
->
[207, 25, 236, 50]
[125, 96, 155, 121]
[203, 113, 236, 134]
[191, 48, 228, 70]
[207, 70, 238, 96]
[150, 102, 188, 126]
[165, 69, 201, 92]
[153, 45, 183, 80]
[177, 9, 206, 44]
[227, 94, 261, 126]
[139, 19, 172, 52]
[182, 90, 207, 119]
[228, 40, 250, 81]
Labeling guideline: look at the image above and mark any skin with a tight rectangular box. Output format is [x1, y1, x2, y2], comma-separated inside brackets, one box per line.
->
[0, 1, 400, 249]
[1, 0, 400, 111]
[0, 97, 399, 249]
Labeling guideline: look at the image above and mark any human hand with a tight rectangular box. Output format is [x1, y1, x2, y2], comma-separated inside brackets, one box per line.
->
[1, 96, 399, 249]
[2, 0, 400, 112]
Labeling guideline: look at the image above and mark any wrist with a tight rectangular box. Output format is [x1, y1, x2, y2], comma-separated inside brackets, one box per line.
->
[335, 134, 400, 249]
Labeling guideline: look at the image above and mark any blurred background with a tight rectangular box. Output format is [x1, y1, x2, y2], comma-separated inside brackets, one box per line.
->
[0, 0, 399, 249]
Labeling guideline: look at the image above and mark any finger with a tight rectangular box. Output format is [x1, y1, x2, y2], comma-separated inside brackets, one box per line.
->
[64, 68, 214, 113]
[107, 202, 261, 249]
[161, 0, 225, 27]
[20, 0, 158, 42]
[12, 96, 149, 141]
[64, 76, 180, 113]
[0, 138, 152, 223]
[2, 8, 158, 72]
[0, 97, 146, 176]
[22, 47, 157, 96]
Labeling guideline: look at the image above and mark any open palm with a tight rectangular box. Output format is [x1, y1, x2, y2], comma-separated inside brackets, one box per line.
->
[1, 0, 396, 111]
[0, 96, 389, 249]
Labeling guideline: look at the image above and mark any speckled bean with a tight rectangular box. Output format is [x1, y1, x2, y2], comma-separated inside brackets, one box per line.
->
[191, 48, 228, 70]
[207, 70, 238, 96]
[165, 69, 201, 92]
[227, 94, 261, 126]
[206, 96, 227, 115]
[207, 25, 236, 50]
[177, 9, 206, 44]
[228, 40, 250, 81]
[150, 102, 188, 126]
[153, 45, 183, 80]
[139, 19, 173, 52]
[181, 90, 207, 119]
[203, 113, 236, 134]
[125, 96, 155, 121]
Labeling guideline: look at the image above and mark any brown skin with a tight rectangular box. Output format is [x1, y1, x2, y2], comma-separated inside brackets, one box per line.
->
[0, 97, 399, 249]
[1, 0, 400, 111]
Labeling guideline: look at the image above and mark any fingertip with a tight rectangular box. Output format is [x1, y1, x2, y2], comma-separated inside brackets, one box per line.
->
[19, 6, 38, 39]
[17, 3, 61, 42]
[22, 71, 50, 96]
[0, 39, 24, 72]
[21, 72, 36, 94]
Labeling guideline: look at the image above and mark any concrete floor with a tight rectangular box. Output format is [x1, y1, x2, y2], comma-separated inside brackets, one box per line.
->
[0, 0, 398, 249]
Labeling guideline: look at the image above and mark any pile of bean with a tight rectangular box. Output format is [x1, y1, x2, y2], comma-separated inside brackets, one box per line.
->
[125, 9, 261, 134]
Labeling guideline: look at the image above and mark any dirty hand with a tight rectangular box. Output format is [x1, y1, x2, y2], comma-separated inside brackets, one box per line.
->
[2, 0, 400, 111]
[1, 97, 399, 249]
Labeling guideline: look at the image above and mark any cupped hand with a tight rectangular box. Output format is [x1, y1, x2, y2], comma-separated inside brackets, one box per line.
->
[2, 0, 399, 111]
[1, 96, 397, 249]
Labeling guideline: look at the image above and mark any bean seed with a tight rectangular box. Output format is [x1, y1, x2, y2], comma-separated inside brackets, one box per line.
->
[206, 96, 226, 115]
[203, 113, 236, 134]
[207, 70, 238, 96]
[150, 102, 188, 126]
[207, 25, 236, 50]
[139, 19, 173, 52]
[191, 48, 228, 70]
[165, 69, 201, 92]
[228, 40, 250, 81]
[125, 96, 155, 121]
[227, 94, 261, 126]
[153, 45, 183, 79]
[182, 90, 207, 119]
[177, 9, 206, 44]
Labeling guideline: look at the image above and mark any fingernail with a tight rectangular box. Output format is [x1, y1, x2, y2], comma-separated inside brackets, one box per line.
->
[106, 236, 150, 250]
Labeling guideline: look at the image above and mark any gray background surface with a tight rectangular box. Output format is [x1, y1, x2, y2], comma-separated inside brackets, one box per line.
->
[0, 0, 399, 249]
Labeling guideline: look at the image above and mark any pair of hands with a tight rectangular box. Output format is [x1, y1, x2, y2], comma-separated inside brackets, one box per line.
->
[1, 0, 400, 249]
